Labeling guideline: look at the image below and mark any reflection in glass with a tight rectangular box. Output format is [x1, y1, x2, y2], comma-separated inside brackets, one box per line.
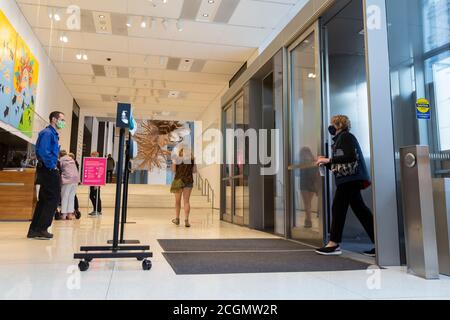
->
[234, 176, 248, 218]
[235, 96, 246, 176]
[387, 0, 450, 261]
[225, 179, 232, 216]
[290, 32, 322, 239]
[224, 106, 233, 177]
[274, 50, 285, 235]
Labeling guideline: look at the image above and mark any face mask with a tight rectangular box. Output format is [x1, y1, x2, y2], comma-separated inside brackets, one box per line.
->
[328, 125, 337, 136]
[56, 120, 65, 130]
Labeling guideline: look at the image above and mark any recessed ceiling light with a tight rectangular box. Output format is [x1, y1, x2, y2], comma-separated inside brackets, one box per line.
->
[140, 17, 148, 28]
[202, 13, 209, 17]
[208, 0, 215, 3]
[76, 53, 82, 60]
[126, 16, 132, 28]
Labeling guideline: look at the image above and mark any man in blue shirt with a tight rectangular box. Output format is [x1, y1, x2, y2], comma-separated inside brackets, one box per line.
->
[28, 111, 66, 240]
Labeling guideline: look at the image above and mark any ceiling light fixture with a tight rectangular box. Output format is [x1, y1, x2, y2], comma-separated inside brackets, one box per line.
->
[202, 13, 209, 17]
[76, 51, 88, 61]
[140, 16, 148, 28]
[208, 0, 215, 3]
[99, 14, 105, 19]
[48, 8, 61, 21]
[54, 12, 61, 21]
[59, 33, 69, 43]
[126, 16, 132, 28]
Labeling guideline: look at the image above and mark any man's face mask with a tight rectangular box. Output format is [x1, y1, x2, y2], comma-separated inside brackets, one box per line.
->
[56, 119, 66, 130]
[328, 125, 337, 136]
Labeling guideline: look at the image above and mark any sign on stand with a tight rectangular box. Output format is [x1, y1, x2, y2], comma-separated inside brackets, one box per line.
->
[82, 157, 107, 186]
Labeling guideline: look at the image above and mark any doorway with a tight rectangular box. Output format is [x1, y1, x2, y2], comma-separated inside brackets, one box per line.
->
[321, 0, 373, 252]
[221, 95, 249, 226]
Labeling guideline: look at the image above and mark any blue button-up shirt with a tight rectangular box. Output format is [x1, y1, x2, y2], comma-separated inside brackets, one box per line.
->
[36, 125, 60, 170]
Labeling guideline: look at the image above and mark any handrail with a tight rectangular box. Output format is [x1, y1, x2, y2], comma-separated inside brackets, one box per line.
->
[195, 172, 217, 216]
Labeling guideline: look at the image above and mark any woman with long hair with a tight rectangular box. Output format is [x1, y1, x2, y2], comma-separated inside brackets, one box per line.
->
[170, 148, 196, 227]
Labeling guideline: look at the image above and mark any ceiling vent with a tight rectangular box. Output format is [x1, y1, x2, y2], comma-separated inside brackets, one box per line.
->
[178, 59, 194, 72]
[93, 12, 112, 34]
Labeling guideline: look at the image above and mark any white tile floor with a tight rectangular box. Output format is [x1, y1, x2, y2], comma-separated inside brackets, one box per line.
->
[0, 207, 449, 300]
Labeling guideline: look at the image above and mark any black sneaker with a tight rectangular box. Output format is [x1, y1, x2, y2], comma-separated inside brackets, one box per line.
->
[75, 210, 81, 220]
[363, 248, 376, 257]
[315, 245, 342, 256]
[27, 229, 52, 240]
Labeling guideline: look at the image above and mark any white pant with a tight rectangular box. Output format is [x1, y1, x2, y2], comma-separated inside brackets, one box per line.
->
[61, 183, 77, 214]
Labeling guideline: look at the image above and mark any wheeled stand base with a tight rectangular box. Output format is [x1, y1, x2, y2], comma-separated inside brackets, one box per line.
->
[74, 245, 153, 271]
[107, 240, 140, 244]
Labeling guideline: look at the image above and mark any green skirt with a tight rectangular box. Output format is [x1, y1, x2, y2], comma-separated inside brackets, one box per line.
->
[170, 179, 185, 193]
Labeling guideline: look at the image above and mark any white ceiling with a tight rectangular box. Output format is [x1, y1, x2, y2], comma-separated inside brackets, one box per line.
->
[16, 0, 306, 120]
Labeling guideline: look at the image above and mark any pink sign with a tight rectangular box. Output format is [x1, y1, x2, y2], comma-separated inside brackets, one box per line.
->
[82, 157, 107, 186]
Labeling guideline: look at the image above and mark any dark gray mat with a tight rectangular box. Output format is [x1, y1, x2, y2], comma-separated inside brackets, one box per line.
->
[162, 251, 372, 275]
[158, 238, 312, 252]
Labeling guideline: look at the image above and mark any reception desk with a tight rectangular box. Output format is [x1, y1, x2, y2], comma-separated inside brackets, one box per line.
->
[0, 169, 37, 221]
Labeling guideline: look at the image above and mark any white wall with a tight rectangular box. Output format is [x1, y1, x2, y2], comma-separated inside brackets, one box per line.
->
[0, 1, 74, 150]
[194, 86, 227, 208]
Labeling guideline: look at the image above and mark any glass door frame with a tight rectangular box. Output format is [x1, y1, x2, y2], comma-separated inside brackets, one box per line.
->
[221, 92, 245, 226]
[286, 22, 326, 245]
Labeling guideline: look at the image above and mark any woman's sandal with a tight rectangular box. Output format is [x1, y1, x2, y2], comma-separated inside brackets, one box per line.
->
[185, 220, 191, 228]
[172, 218, 180, 225]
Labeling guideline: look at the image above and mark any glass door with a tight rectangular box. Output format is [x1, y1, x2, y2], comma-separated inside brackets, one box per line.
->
[288, 25, 324, 246]
[221, 94, 249, 225]
[222, 104, 234, 223]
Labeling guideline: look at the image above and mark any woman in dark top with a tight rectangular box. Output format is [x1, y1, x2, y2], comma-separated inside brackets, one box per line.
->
[171, 148, 197, 227]
[315, 115, 375, 257]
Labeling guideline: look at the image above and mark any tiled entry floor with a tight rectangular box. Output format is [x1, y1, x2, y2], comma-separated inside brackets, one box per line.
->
[0, 207, 449, 300]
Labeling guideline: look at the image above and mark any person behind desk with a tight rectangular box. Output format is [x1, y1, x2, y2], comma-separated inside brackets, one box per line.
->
[27, 111, 65, 240]
[106, 154, 115, 183]
[89, 151, 102, 216]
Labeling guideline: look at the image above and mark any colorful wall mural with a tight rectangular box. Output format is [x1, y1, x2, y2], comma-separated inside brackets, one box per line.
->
[0, 10, 39, 138]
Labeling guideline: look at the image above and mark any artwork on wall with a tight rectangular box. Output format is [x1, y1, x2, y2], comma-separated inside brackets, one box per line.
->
[0, 10, 38, 138]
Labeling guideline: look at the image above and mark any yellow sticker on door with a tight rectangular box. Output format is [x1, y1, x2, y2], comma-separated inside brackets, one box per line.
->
[416, 98, 430, 120]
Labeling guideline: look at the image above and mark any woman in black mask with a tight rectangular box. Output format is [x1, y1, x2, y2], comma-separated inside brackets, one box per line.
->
[315, 115, 375, 257]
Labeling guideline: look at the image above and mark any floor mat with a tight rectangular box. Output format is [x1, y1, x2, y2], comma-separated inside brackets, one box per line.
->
[162, 251, 372, 275]
[158, 238, 313, 252]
